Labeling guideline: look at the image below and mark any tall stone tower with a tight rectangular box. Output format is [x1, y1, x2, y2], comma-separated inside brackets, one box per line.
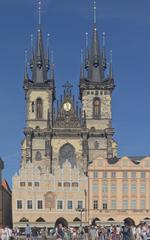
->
[80, 2, 117, 161]
[22, 26, 55, 173]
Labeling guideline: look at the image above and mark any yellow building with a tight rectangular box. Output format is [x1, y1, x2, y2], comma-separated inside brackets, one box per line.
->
[12, 2, 150, 228]
[88, 156, 150, 225]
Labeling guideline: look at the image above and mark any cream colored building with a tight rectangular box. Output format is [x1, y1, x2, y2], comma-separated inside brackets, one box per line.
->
[12, 3, 150, 228]
[88, 156, 150, 225]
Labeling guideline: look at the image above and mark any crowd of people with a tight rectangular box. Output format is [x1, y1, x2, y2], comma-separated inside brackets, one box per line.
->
[0, 222, 150, 240]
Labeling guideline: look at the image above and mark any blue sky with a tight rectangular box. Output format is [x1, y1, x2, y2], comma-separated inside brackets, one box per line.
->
[0, 0, 150, 186]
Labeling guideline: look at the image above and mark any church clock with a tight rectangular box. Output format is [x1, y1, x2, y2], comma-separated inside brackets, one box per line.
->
[63, 101, 72, 112]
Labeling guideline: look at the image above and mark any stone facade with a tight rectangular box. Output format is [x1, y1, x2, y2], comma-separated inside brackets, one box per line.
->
[12, 3, 150, 228]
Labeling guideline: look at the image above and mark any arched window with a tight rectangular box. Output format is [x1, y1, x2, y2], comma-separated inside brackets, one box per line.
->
[35, 151, 42, 161]
[31, 102, 35, 112]
[59, 143, 76, 168]
[36, 98, 43, 119]
[93, 98, 100, 119]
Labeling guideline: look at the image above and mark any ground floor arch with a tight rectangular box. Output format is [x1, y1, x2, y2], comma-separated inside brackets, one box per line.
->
[55, 217, 68, 228]
[124, 217, 135, 226]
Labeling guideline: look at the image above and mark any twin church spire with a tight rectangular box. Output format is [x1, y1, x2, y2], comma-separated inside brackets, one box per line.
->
[81, 1, 114, 84]
[23, 1, 54, 91]
[24, 1, 114, 91]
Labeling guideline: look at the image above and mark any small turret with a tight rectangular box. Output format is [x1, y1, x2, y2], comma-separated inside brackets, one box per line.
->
[102, 32, 107, 70]
[109, 50, 113, 80]
[80, 49, 85, 80]
[50, 51, 55, 82]
[85, 32, 89, 69]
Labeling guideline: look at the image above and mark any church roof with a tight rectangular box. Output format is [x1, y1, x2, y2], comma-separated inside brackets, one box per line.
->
[1, 179, 12, 194]
[108, 156, 148, 165]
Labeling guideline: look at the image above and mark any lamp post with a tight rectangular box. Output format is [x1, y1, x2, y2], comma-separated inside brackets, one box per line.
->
[87, 160, 93, 224]
[76, 207, 86, 229]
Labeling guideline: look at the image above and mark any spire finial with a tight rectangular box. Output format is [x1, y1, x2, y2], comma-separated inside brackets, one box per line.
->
[102, 32, 107, 70]
[102, 32, 105, 48]
[24, 50, 28, 80]
[81, 49, 84, 64]
[85, 32, 89, 69]
[109, 50, 113, 79]
[46, 33, 50, 71]
[38, 1, 42, 27]
[30, 34, 34, 51]
[80, 49, 85, 80]
[85, 32, 88, 48]
[51, 50, 54, 64]
[94, 1, 97, 26]
[47, 33, 50, 50]
[50, 50, 55, 81]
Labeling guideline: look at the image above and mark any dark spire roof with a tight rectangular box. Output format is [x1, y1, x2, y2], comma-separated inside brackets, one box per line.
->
[109, 50, 113, 79]
[24, 50, 29, 83]
[30, 28, 48, 83]
[85, 1, 105, 83]
[50, 51, 55, 82]
[80, 49, 85, 80]
[87, 26, 104, 82]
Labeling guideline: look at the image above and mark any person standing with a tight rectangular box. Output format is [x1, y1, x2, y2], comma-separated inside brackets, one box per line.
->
[41, 227, 48, 240]
[25, 224, 31, 240]
[32, 227, 38, 240]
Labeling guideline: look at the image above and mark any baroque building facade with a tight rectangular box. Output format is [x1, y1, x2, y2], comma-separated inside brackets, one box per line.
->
[12, 3, 150, 228]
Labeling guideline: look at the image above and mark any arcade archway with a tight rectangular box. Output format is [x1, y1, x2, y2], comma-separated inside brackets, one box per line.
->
[55, 217, 68, 228]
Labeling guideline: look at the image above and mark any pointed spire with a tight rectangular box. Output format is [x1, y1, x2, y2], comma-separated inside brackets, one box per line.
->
[109, 50, 113, 79]
[76, 101, 79, 118]
[46, 33, 50, 71]
[30, 1, 48, 83]
[30, 34, 34, 70]
[24, 50, 29, 81]
[80, 49, 85, 80]
[102, 32, 107, 70]
[31, 28, 47, 83]
[86, 1, 104, 82]
[50, 50, 55, 81]
[85, 32, 89, 69]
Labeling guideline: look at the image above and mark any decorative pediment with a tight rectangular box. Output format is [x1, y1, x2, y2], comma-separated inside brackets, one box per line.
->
[53, 82, 82, 128]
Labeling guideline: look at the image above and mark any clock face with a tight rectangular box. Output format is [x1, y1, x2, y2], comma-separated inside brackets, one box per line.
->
[63, 102, 72, 112]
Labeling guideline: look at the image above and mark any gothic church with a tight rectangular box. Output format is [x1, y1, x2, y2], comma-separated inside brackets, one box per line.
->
[12, 2, 150, 228]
